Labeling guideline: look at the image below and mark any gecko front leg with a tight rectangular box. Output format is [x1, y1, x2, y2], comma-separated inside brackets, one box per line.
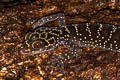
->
[32, 12, 66, 29]
[47, 41, 82, 69]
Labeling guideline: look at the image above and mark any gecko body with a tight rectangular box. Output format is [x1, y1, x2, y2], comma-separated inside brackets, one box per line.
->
[20, 12, 120, 67]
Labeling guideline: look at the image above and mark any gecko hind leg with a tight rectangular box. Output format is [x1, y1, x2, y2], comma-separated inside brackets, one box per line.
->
[32, 12, 66, 29]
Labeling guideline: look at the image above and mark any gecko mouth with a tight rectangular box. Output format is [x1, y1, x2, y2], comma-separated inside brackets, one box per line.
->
[20, 47, 31, 55]
[20, 47, 44, 55]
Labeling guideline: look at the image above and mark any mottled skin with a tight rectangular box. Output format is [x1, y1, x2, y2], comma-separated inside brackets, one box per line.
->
[20, 12, 120, 68]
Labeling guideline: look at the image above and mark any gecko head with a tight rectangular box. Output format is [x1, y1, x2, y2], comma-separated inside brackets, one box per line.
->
[20, 31, 57, 55]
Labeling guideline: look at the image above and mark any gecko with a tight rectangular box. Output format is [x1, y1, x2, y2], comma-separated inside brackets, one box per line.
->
[20, 12, 120, 67]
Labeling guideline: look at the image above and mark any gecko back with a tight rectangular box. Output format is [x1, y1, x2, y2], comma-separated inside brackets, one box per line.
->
[65, 23, 120, 52]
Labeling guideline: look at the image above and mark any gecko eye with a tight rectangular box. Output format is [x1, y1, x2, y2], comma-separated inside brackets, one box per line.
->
[32, 41, 42, 49]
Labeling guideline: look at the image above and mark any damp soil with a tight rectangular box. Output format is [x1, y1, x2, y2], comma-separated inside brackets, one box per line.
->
[0, 0, 120, 80]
